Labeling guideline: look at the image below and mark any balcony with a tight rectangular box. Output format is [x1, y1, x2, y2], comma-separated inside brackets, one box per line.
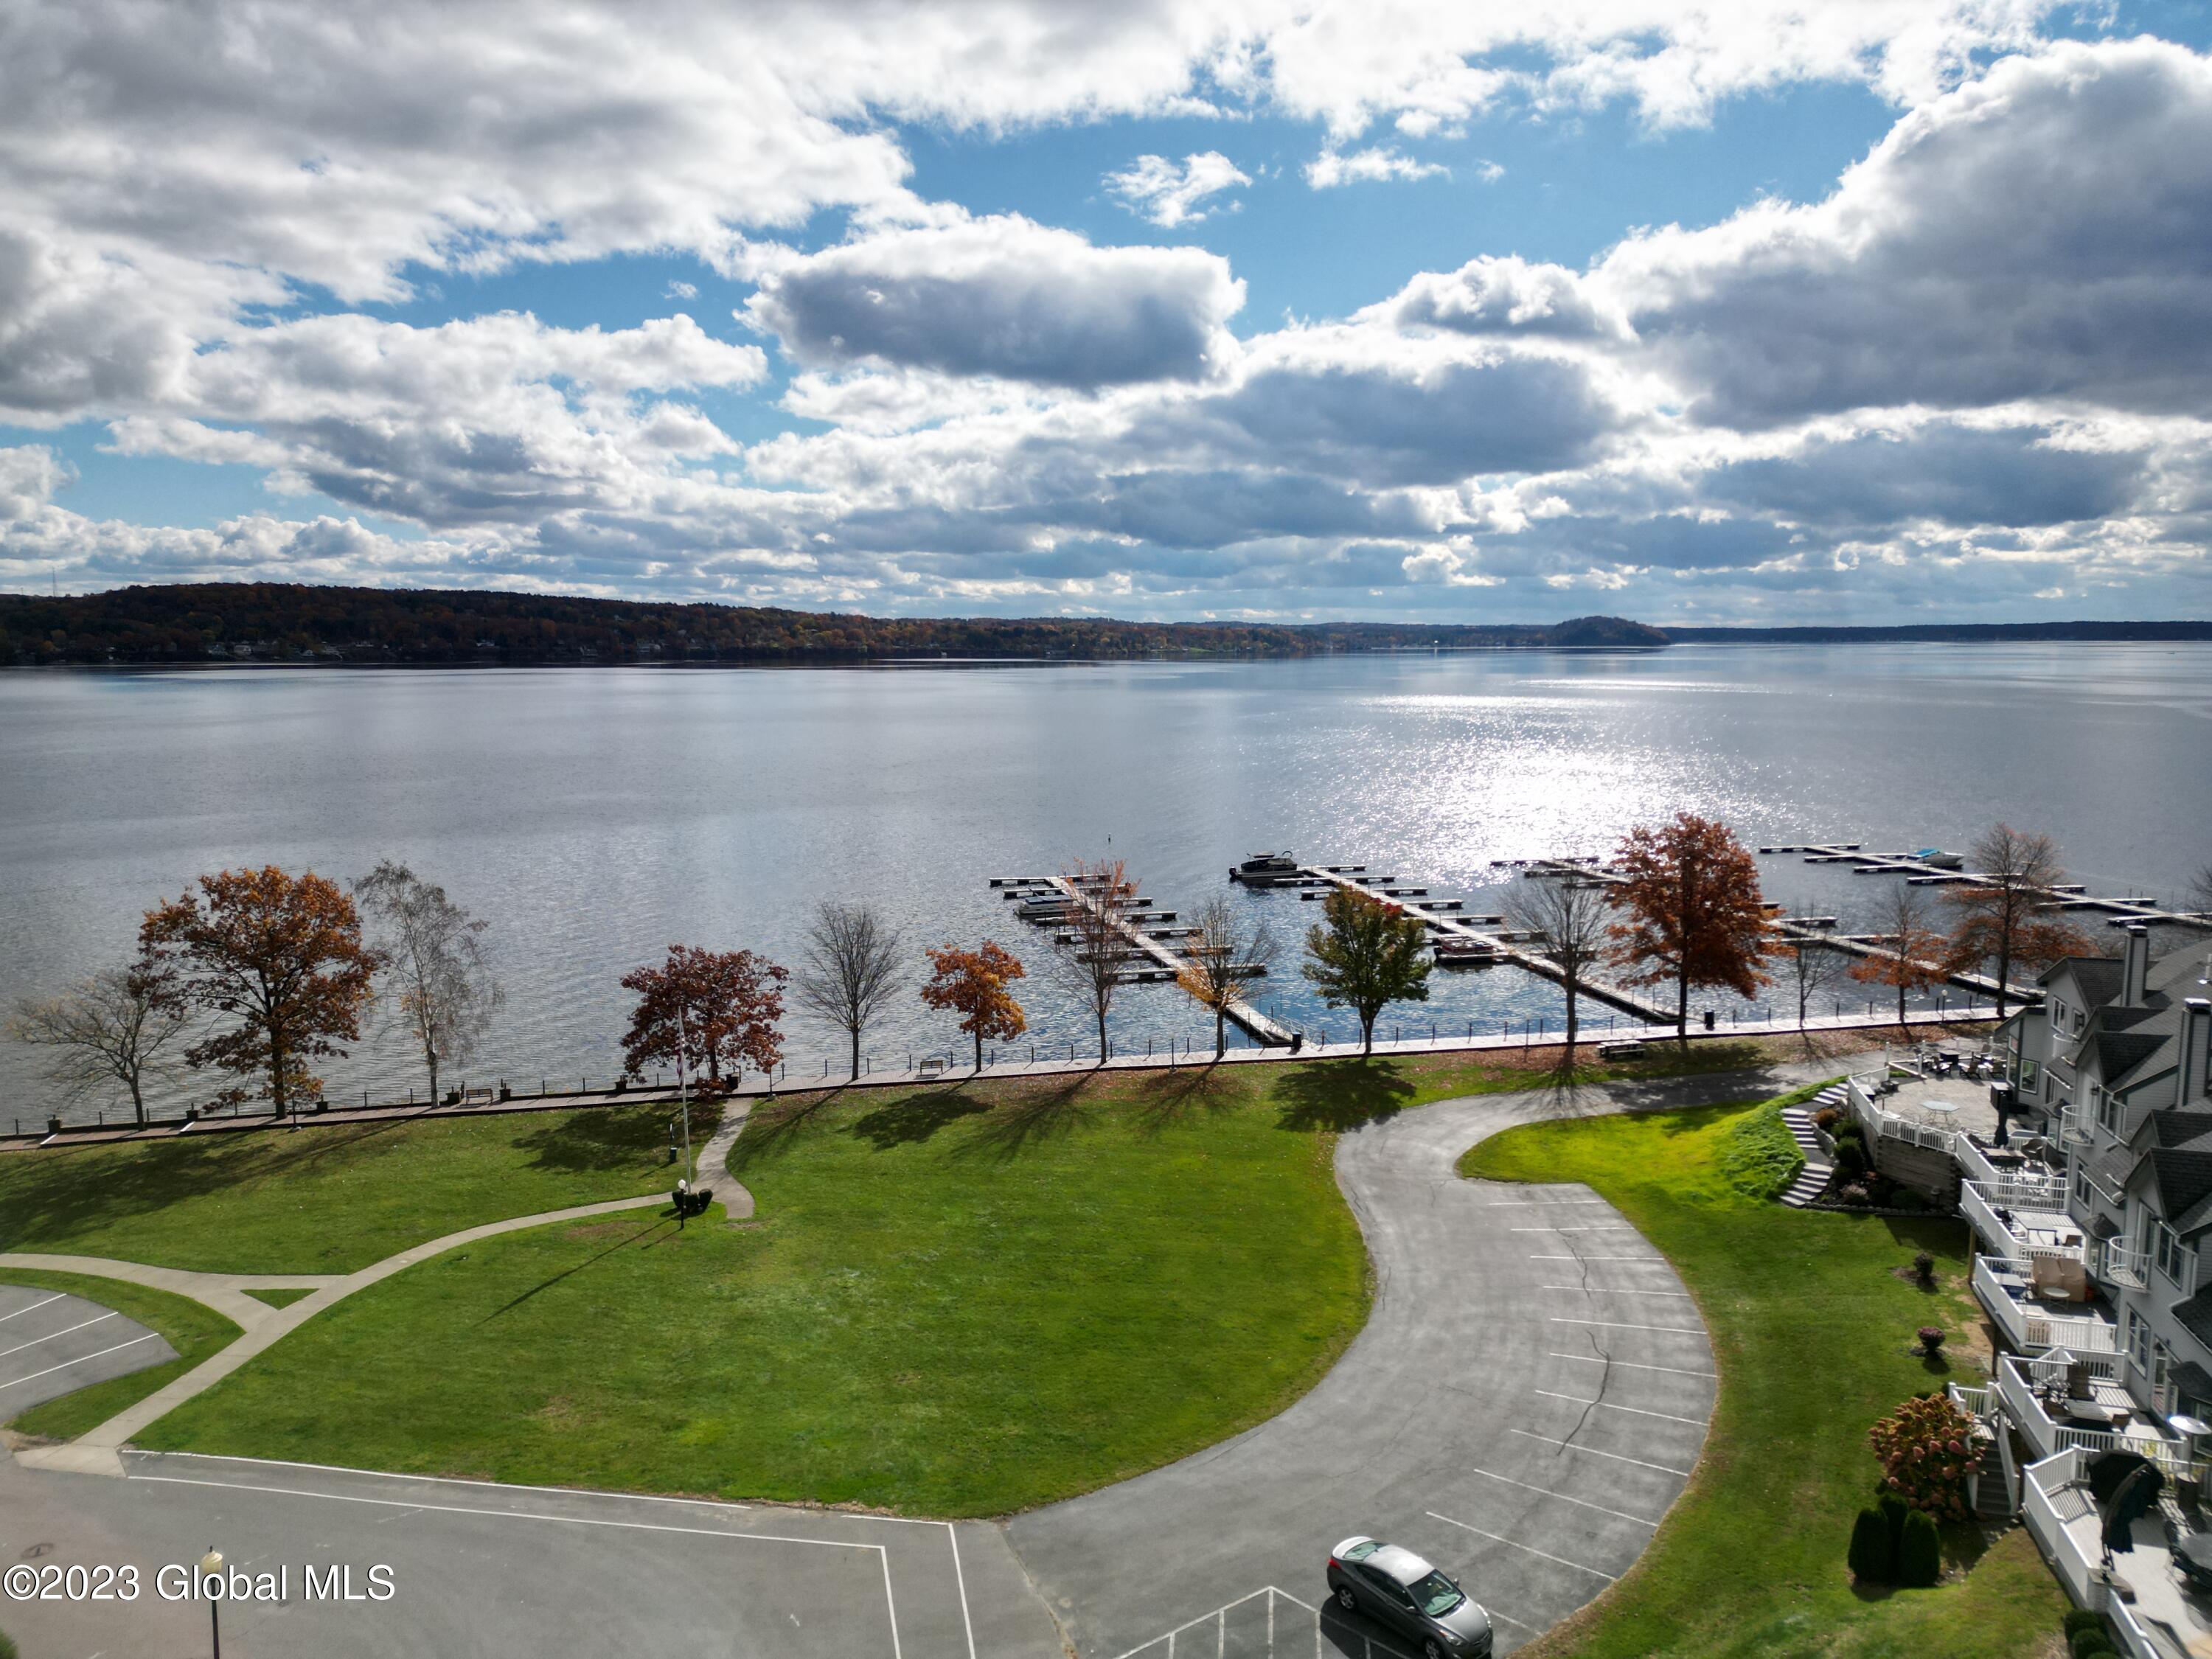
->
[2024, 1450, 2212, 1659]
[1961, 1177, 2079, 1263]
[1997, 1353, 2205, 1483]
[2102, 1240, 2154, 1293]
[1975, 1254, 2120, 1356]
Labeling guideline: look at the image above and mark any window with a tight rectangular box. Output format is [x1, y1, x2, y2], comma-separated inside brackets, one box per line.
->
[2096, 1087, 2124, 1136]
[2126, 1305, 2151, 1372]
[2075, 1010, 2087, 1034]
[2018, 1057, 2039, 1091]
[2051, 999, 2068, 1034]
[2154, 1217, 2193, 1288]
[2074, 1167, 2094, 1210]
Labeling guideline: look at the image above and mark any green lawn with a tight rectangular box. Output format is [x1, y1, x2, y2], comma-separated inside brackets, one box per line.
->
[1461, 1099, 2067, 1659]
[0, 1102, 717, 1273]
[0, 1268, 240, 1441]
[140, 1065, 1386, 1514]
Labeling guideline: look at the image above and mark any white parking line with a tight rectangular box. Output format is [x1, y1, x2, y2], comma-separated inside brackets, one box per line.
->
[0, 1333, 160, 1391]
[1534, 1390, 1708, 1427]
[1548, 1352, 1718, 1380]
[131, 1474, 907, 1658]
[0, 1310, 117, 1363]
[1425, 1511, 1617, 1582]
[1548, 1317, 1704, 1335]
[0, 1293, 66, 1324]
[1506, 1429, 1693, 1477]
[1455, 1466, 1660, 1527]
[1538, 1286, 1694, 1298]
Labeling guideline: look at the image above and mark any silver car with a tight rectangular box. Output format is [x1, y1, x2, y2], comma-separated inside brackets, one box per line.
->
[1326, 1536, 1493, 1658]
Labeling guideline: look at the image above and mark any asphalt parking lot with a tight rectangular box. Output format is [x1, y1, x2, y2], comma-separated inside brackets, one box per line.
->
[1006, 1074, 1790, 1659]
[0, 1286, 175, 1414]
[0, 1449, 1066, 1658]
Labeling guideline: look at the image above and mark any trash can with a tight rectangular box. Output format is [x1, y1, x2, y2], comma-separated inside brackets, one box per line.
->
[1703, 1009, 1716, 1031]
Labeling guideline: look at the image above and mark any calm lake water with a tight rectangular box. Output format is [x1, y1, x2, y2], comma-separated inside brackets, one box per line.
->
[4, 644, 2209, 1124]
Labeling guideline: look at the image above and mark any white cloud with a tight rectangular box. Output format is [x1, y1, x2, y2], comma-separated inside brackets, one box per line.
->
[1304, 146, 1449, 189]
[1366, 256, 1625, 340]
[743, 217, 1245, 389]
[1596, 37, 2212, 425]
[1104, 151, 1252, 226]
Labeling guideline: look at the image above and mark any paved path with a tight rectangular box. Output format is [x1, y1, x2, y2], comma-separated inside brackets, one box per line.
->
[0, 1253, 338, 1330]
[1007, 1060, 1834, 1658]
[0, 1285, 175, 1413]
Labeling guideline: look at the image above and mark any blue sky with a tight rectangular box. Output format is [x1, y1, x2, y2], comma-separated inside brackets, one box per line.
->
[3, 1, 2210, 625]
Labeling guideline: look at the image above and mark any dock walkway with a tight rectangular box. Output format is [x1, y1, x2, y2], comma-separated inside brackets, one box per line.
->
[1298, 864, 1679, 1026]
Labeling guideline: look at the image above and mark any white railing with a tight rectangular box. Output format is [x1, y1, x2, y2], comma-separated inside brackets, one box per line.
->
[2099, 1239, 2151, 1292]
[1998, 1355, 2203, 1483]
[1974, 1255, 2121, 1355]
[1846, 1074, 1958, 1152]
[1962, 1184, 2025, 1256]
[2023, 1451, 2177, 1659]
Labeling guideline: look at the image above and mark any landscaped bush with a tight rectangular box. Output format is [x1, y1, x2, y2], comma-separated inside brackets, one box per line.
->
[2062, 1610, 2108, 1639]
[1812, 1105, 1843, 1131]
[1878, 1489, 1909, 1553]
[1840, 1182, 1873, 1206]
[1869, 1393, 1975, 1523]
[1898, 1509, 1942, 1587]
[2068, 1627, 2116, 1659]
[1913, 1250, 1937, 1285]
[1848, 1506, 1895, 1583]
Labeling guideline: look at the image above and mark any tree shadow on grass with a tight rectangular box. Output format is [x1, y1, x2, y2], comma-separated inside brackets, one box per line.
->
[512, 1101, 714, 1174]
[1272, 1059, 1416, 1133]
[728, 1087, 852, 1169]
[848, 1091, 993, 1150]
[1126, 1062, 1248, 1136]
[956, 1076, 1099, 1162]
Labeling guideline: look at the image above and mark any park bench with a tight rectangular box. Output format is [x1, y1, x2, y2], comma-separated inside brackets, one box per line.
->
[1595, 1040, 1646, 1061]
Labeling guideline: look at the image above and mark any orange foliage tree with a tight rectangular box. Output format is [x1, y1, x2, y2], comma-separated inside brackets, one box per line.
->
[1849, 883, 1955, 1026]
[139, 866, 381, 1114]
[620, 945, 787, 1086]
[921, 942, 1028, 1071]
[1608, 813, 1771, 1041]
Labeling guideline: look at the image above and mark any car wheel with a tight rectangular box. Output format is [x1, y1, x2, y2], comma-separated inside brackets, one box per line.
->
[1335, 1585, 1358, 1613]
[1425, 1643, 1446, 1659]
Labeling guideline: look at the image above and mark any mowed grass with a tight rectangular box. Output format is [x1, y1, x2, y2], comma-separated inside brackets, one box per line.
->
[0, 1268, 240, 1442]
[142, 1065, 1389, 1515]
[0, 1102, 716, 1273]
[1461, 1102, 2067, 1659]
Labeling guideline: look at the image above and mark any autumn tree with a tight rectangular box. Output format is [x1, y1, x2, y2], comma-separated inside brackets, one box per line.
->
[1176, 897, 1276, 1058]
[1946, 825, 2091, 1016]
[139, 866, 381, 1114]
[1770, 902, 1846, 1031]
[921, 941, 1028, 1071]
[1505, 873, 1613, 1061]
[353, 860, 501, 1107]
[1850, 883, 1955, 1028]
[1303, 888, 1430, 1057]
[1607, 814, 1771, 1042]
[620, 945, 787, 1087]
[1053, 858, 1139, 1060]
[795, 900, 904, 1080]
[8, 964, 192, 1126]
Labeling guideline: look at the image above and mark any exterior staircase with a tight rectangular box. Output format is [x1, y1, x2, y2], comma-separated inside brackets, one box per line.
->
[1972, 1428, 2016, 1520]
[1778, 1085, 1848, 1207]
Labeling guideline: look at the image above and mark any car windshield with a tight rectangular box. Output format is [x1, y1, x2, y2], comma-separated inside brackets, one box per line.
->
[1407, 1571, 1464, 1617]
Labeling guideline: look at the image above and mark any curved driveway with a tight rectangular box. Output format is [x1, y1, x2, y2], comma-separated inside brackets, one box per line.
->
[1008, 1063, 1822, 1658]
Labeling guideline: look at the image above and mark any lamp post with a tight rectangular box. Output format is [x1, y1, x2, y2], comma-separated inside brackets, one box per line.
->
[676, 1007, 694, 1189]
[199, 1547, 223, 1658]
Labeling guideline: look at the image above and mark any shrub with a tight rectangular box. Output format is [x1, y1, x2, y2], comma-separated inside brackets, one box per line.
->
[2070, 1628, 2117, 1659]
[1847, 1507, 1895, 1583]
[1912, 1250, 1936, 1284]
[1868, 1393, 1975, 1523]
[1, 1627, 17, 1659]
[1897, 1509, 1941, 1587]
[2062, 1610, 2108, 1639]
[1812, 1105, 1843, 1130]
[1878, 1489, 1908, 1545]
[1840, 1183, 1873, 1206]
[1917, 1326, 1947, 1357]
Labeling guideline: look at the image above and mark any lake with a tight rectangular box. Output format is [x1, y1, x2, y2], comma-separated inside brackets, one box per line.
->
[4, 643, 2208, 1124]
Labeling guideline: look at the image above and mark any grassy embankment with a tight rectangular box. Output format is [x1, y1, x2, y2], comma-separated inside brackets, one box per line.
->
[1461, 1096, 2067, 1659]
[0, 1268, 240, 1441]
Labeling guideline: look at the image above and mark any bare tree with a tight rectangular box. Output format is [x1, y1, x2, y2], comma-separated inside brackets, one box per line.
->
[795, 900, 905, 1080]
[1506, 873, 1612, 1061]
[8, 965, 192, 1125]
[2191, 861, 2212, 918]
[1946, 825, 2086, 1018]
[353, 860, 501, 1105]
[1054, 857, 1138, 1061]
[1770, 902, 1846, 1031]
[1176, 897, 1276, 1057]
[1851, 881, 1954, 1027]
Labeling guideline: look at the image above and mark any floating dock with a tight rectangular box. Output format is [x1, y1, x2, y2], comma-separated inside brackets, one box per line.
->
[1786, 845, 2212, 934]
[1297, 863, 1678, 1024]
[993, 874, 1295, 1046]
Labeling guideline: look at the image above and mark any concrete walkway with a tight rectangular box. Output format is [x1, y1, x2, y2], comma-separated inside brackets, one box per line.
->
[0, 1253, 338, 1331]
